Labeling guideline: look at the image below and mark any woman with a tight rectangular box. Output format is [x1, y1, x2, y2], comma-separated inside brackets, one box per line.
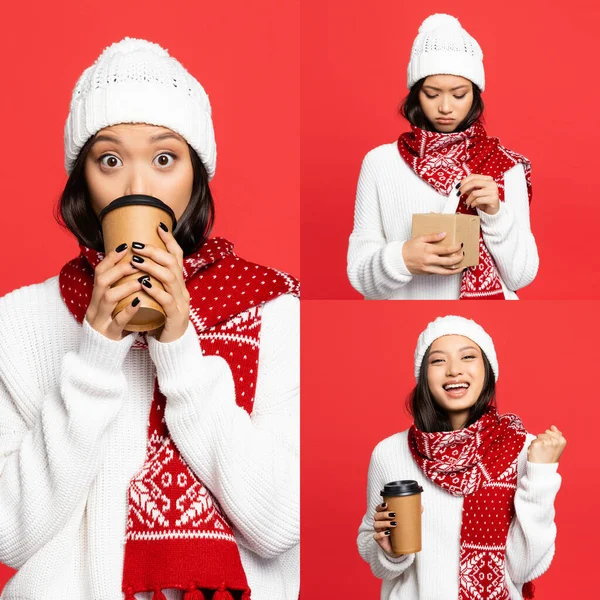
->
[347, 14, 539, 300]
[0, 38, 299, 600]
[357, 315, 565, 599]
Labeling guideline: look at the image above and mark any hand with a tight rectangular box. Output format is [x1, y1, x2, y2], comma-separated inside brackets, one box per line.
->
[527, 426, 567, 464]
[458, 175, 500, 215]
[85, 244, 144, 341]
[128, 224, 191, 343]
[372, 502, 424, 557]
[403, 232, 465, 276]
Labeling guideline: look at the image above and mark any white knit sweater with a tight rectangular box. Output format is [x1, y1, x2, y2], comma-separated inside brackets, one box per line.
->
[357, 430, 561, 599]
[0, 276, 299, 600]
[347, 142, 539, 299]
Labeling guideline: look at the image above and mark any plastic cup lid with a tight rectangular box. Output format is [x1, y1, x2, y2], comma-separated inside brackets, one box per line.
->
[98, 194, 177, 229]
[380, 480, 424, 497]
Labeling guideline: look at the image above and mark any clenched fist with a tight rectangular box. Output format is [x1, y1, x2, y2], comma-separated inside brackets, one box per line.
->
[527, 425, 567, 464]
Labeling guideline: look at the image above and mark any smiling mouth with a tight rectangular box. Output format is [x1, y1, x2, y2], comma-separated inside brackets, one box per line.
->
[442, 382, 470, 398]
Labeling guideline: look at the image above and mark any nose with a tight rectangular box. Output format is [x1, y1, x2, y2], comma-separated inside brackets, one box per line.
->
[124, 166, 152, 197]
[446, 359, 462, 377]
[439, 95, 452, 115]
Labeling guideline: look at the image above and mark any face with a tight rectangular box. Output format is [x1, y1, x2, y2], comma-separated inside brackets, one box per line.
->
[418, 75, 474, 133]
[84, 123, 194, 221]
[426, 335, 486, 422]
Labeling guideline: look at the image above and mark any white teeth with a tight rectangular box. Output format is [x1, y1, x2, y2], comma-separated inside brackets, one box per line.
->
[444, 383, 469, 390]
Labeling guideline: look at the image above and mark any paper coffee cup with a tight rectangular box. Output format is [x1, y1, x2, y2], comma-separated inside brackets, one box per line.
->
[99, 194, 177, 332]
[380, 480, 424, 555]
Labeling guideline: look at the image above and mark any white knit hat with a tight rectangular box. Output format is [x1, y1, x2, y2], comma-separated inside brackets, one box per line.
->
[64, 37, 216, 180]
[414, 315, 498, 381]
[407, 14, 485, 91]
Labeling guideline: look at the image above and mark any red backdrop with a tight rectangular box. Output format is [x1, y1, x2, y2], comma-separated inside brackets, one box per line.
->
[0, 0, 299, 300]
[0, 0, 298, 590]
[301, 0, 600, 299]
[301, 300, 597, 597]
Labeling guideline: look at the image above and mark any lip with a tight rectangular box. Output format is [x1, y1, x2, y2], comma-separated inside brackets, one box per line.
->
[436, 118, 455, 124]
[443, 380, 470, 399]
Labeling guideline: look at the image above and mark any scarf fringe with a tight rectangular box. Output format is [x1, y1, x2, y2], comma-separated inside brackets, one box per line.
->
[523, 581, 535, 599]
[184, 582, 205, 600]
[152, 588, 167, 600]
[213, 583, 235, 600]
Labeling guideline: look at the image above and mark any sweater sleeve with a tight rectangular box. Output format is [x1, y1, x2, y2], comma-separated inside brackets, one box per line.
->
[478, 163, 539, 292]
[347, 151, 414, 299]
[148, 294, 299, 560]
[505, 434, 562, 584]
[0, 316, 134, 569]
[357, 443, 415, 580]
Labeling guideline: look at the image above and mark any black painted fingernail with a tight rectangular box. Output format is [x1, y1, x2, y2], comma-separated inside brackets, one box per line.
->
[390, 521, 397, 527]
[142, 278, 152, 289]
[388, 512, 396, 518]
[456, 190, 461, 196]
[384, 530, 391, 536]
[137, 275, 150, 283]
[455, 182, 460, 189]
[159, 222, 169, 232]
[461, 242, 464, 248]
[381, 502, 387, 509]
[132, 297, 140, 307]
[132, 255, 145, 264]
[130, 262, 138, 269]
[116, 243, 128, 253]
[132, 242, 145, 250]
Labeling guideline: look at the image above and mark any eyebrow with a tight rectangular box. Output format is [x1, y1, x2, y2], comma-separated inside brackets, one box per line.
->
[429, 346, 479, 356]
[90, 132, 184, 148]
[423, 85, 469, 92]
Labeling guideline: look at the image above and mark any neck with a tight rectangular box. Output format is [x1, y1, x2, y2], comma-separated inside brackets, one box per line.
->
[449, 410, 470, 430]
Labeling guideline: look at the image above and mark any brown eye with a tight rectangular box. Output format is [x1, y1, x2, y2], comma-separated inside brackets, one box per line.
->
[99, 155, 122, 168]
[154, 153, 176, 167]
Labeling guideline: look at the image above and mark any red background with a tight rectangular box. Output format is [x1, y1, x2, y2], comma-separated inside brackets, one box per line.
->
[0, 0, 298, 590]
[301, 300, 597, 597]
[301, 0, 600, 299]
[0, 0, 299, 300]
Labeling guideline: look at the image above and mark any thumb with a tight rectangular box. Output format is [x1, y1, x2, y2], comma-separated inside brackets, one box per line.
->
[421, 232, 446, 243]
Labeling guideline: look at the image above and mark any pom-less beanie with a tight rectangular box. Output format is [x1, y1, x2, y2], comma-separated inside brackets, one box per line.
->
[63, 37, 216, 179]
[407, 14, 485, 91]
[414, 315, 498, 381]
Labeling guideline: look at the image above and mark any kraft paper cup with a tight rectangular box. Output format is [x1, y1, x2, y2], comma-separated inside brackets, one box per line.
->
[381, 480, 424, 555]
[99, 194, 177, 332]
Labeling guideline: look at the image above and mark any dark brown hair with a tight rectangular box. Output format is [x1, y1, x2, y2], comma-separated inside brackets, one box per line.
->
[399, 77, 485, 132]
[54, 135, 215, 256]
[406, 345, 496, 433]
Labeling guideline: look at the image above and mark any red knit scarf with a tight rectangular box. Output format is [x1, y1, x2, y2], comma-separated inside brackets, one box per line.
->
[59, 237, 300, 600]
[397, 121, 532, 299]
[408, 406, 535, 599]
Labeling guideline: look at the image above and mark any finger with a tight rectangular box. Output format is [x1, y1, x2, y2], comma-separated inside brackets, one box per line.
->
[374, 520, 395, 531]
[417, 232, 447, 244]
[429, 252, 465, 267]
[374, 511, 397, 522]
[94, 260, 139, 292]
[457, 174, 494, 189]
[138, 278, 180, 317]
[94, 243, 131, 275]
[373, 530, 392, 542]
[130, 242, 182, 278]
[467, 195, 497, 210]
[459, 178, 495, 196]
[428, 242, 462, 257]
[157, 224, 185, 271]
[130, 255, 180, 295]
[464, 189, 489, 207]
[106, 296, 142, 338]
[97, 279, 144, 322]
[550, 425, 563, 436]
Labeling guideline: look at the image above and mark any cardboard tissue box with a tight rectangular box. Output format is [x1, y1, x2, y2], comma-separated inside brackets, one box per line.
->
[411, 213, 480, 268]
